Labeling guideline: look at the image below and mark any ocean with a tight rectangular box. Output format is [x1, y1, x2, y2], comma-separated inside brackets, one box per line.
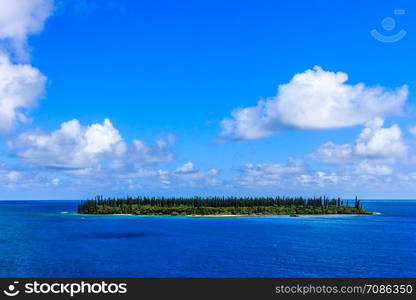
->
[0, 200, 415, 277]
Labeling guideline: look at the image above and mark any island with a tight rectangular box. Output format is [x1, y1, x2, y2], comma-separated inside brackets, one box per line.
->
[77, 196, 372, 216]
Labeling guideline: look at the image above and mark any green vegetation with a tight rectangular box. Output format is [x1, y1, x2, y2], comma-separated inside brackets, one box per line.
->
[77, 196, 371, 216]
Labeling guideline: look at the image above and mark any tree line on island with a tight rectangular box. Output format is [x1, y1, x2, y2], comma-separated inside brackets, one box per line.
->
[77, 196, 371, 216]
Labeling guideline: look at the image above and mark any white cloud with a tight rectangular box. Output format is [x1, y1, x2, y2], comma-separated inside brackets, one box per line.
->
[0, 0, 53, 133]
[309, 118, 407, 182]
[355, 118, 407, 158]
[239, 158, 306, 186]
[106, 133, 176, 173]
[0, 54, 46, 133]
[175, 161, 194, 173]
[172, 162, 218, 181]
[129, 136, 174, 166]
[298, 165, 409, 191]
[0, 0, 54, 58]
[0, 161, 60, 190]
[221, 66, 408, 140]
[9, 118, 125, 169]
[233, 157, 407, 191]
[298, 171, 349, 187]
[8, 118, 179, 189]
[408, 125, 416, 137]
[55, 161, 220, 192]
[231, 118, 408, 190]
[234, 158, 366, 189]
[234, 159, 395, 190]
[312, 142, 353, 164]
[311, 118, 407, 164]
[355, 160, 392, 176]
[158, 162, 219, 187]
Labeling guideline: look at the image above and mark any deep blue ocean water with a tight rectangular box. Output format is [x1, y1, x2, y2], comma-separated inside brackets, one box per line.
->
[0, 200, 415, 277]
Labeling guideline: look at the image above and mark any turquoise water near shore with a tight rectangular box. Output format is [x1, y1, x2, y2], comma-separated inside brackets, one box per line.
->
[0, 200, 415, 277]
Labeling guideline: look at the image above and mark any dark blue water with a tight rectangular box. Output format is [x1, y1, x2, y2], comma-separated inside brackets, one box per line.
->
[0, 200, 415, 277]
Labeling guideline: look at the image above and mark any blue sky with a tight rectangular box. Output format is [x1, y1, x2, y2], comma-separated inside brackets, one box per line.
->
[0, 0, 416, 199]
